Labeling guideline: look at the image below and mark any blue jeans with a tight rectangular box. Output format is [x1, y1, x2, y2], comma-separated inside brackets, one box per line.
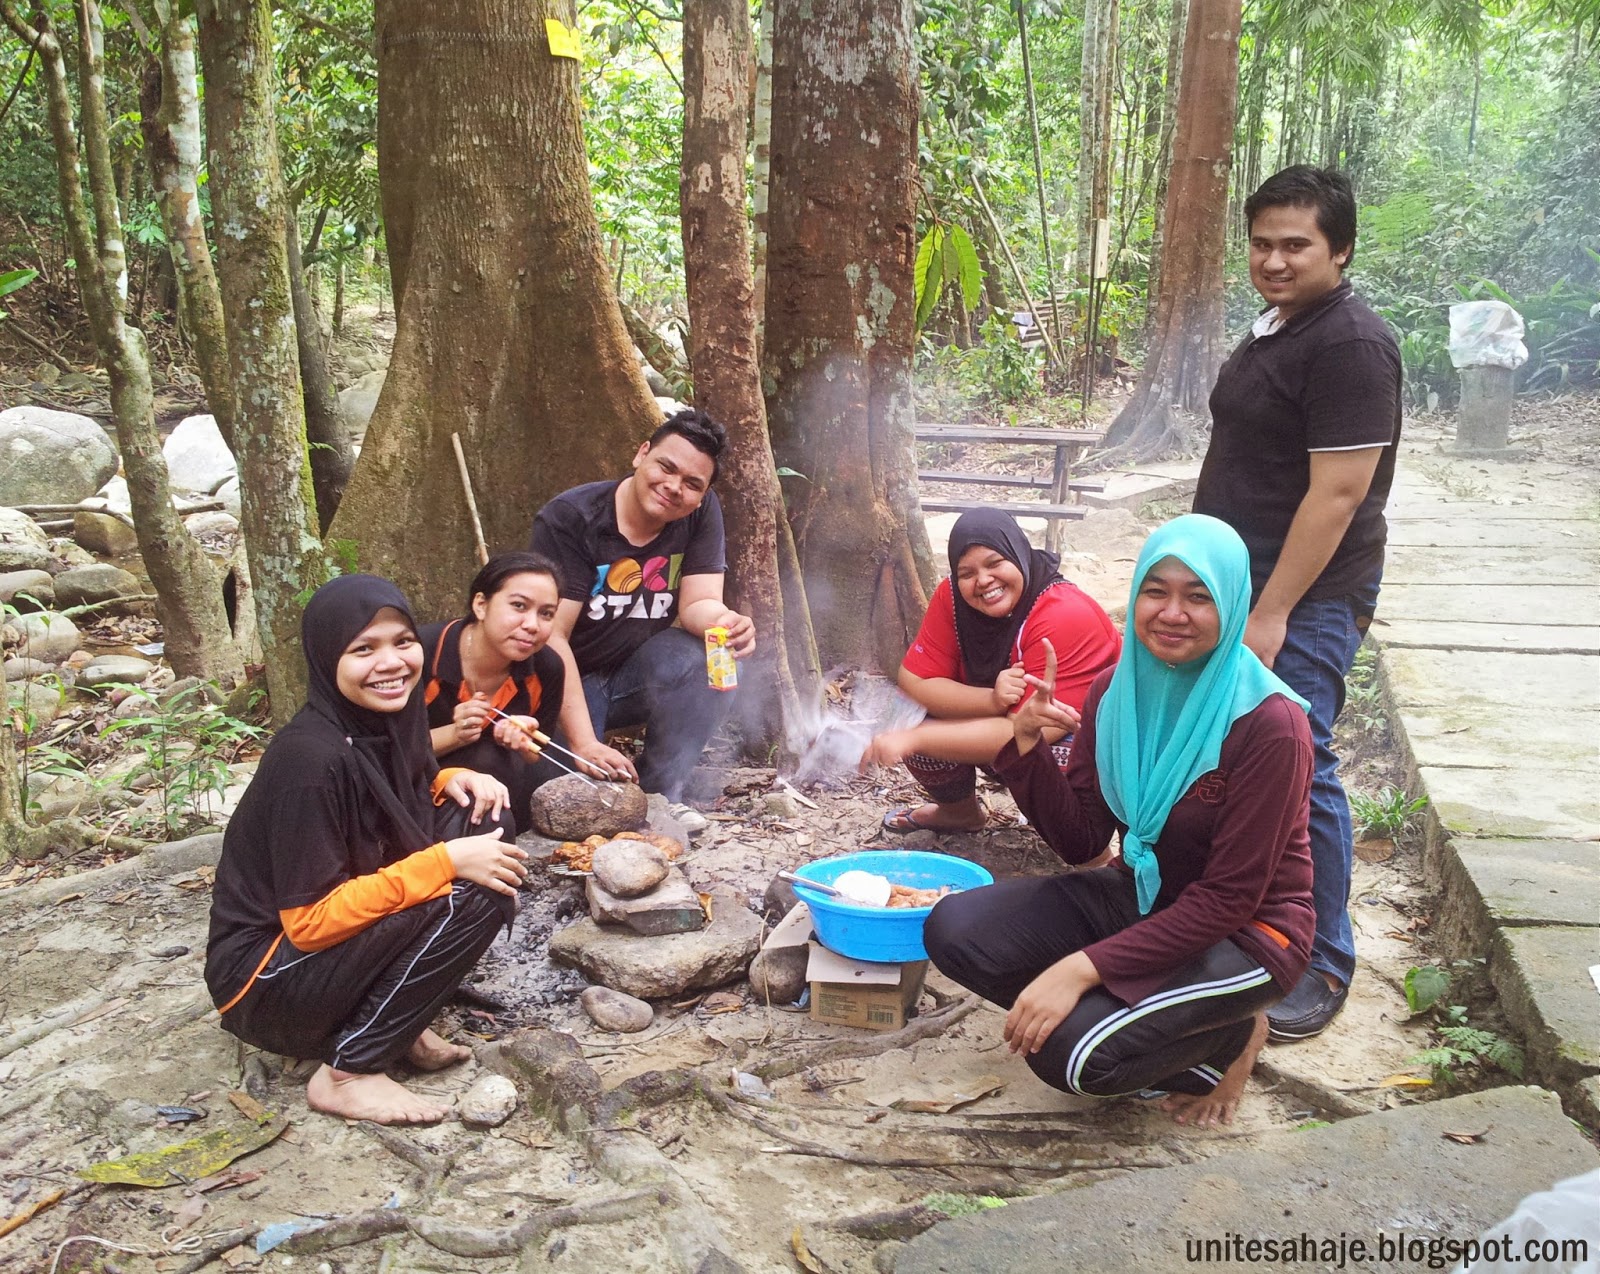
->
[1268, 582, 1378, 989]
[580, 627, 734, 802]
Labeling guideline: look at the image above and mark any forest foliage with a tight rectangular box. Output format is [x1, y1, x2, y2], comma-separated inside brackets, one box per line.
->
[1, 0, 1596, 411]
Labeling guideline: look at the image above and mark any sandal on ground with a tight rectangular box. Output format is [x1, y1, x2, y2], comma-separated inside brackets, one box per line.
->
[881, 805, 986, 835]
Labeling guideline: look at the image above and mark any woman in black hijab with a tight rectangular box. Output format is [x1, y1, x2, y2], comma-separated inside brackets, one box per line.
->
[861, 509, 1121, 833]
[206, 575, 530, 1125]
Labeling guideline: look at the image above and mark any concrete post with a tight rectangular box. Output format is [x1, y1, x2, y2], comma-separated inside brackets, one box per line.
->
[1455, 364, 1515, 452]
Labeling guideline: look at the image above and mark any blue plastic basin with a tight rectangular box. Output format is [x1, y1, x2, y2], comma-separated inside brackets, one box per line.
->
[791, 850, 994, 963]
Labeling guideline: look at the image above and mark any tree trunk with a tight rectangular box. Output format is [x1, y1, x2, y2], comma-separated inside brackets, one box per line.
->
[2, 0, 242, 687]
[1145, 0, 1187, 331]
[750, 0, 774, 355]
[1103, 0, 1239, 456]
[328, 0, 662, 620]
[681, 0, 818, 755]
[138, 5, 235, 443]
[285, 213, 355, 532]
[195, 0, 327, 723]
[619, 297, 692, 400]
[763, 0, 933, 673]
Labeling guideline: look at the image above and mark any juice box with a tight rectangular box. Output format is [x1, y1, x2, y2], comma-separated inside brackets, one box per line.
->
[705, 626, 738, 691]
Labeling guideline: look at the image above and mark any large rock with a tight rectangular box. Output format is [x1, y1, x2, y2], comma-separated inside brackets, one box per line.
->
[94, 474, 132, 516]
[0, 569, 54, 610]
[52, 564, 142, 609]
[77, 655, 156, 689]
[4, 611, 81, 664]
[337, 369, 386, 442]
[4, 656, 54, 679]
[161, 414, 235, 494]
[73, 510, 139, 556]
[0, 507, 52, 573]
[529, 775, 648, 841]
[585, 866, 706, 936]
[747, 945, 809, 1005]
[214, 476, 241, 520]
[548, 886, 762, 999]
[0, 407, 118, 506]
[7, 678, 63, 727]
[591, 838, 671, 898]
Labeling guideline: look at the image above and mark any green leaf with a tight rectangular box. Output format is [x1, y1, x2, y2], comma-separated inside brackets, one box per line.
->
[1404, 964, 1450, 1015]
[0, 268, 38, 299]
[948, 224, 982, 312]
[913, 226, 944, 332]
[775, 466, 809, 481]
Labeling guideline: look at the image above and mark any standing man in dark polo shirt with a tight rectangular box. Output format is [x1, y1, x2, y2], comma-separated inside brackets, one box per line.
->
[531, 409, 756, 831]
[1192, 166, 1401, 1041]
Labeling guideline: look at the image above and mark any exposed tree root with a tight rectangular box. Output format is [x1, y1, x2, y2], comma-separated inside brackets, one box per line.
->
[12, 816, 149, 864]
[358, 1121, 454, 1195]
[281, 1190, 662, 1258]
[751, 995, 979, 1081]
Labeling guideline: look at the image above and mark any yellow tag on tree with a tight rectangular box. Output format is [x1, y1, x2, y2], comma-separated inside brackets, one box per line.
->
[545, 18, 580, 59]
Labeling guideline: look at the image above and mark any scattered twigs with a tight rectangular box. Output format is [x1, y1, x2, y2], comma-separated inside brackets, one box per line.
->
[752, 994, 978, 1081]
[2, 315, 74, 373]
[57, 595, 159, 619]
[358, 1121, 453, 1195]
[173, 1228, 256, 1274]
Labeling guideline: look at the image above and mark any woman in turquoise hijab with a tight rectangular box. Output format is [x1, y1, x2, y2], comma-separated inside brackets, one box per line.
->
[924, 515, 1316, 1126]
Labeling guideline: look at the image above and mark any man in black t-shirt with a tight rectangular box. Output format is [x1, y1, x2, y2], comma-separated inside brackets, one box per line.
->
[531, 410, 755, 823]
[1192, 166, 1402, 1042]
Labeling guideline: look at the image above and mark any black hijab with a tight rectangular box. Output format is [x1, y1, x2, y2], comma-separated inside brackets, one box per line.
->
[300, 574, 438, 849]
[947, 509, 1063, 688]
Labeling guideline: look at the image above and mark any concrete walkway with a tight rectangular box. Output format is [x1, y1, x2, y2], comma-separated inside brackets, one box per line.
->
[1379, 454, 1600, 1123]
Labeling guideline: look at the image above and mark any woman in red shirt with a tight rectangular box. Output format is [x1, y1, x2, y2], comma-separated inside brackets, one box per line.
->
[862, 509, 1120, 833]
[923, 514, 1315, 1126]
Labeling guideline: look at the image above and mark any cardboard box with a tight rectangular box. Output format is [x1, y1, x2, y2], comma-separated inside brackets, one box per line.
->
[807, 952, 928, 1031]
[760, 901, 928, 1030]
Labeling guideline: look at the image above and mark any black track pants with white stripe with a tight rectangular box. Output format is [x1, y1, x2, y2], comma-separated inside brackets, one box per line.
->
[224, 808, 515, 1073]
[924, 868, 1283, 1097]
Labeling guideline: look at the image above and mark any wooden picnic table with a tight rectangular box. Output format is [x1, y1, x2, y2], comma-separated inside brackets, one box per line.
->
[914, 422, 1106, 554]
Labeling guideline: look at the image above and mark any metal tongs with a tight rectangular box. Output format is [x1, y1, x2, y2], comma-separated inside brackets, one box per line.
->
[483, 705, 625, 804]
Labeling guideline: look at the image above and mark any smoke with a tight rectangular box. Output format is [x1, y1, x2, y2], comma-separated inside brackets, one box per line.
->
[788, 667, 926, 787]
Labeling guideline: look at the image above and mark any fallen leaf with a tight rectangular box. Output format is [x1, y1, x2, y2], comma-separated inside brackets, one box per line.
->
[1442, 1127, 1490, 1145]
[78, 1113, 288, 1186]
[1379, 1073, 1433, 1088]
[70, 997, 128, 1027]
[219, 1246, 253, 1269]
[0, 1188, 65, 1239]
[53, 892, 84, 905]
[891, 1076, 1005, 1114]
[191, 1169, 264, 1194]
[697, 892, 714, 922]
[791, 1225, 828, 1273]
[1354, 838, 1395, 864]
[169, 1192, 206, 1232]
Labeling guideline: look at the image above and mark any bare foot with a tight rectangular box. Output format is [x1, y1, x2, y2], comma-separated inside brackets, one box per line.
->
[406, 1028, 471, 1071]
[306, 1064, 449, 1124]
[1161, 1012, 1269, 1129]
[885, 798, 986, 833]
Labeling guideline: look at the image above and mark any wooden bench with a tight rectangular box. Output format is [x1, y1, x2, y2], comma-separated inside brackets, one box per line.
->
[914, 423, 1105, 554]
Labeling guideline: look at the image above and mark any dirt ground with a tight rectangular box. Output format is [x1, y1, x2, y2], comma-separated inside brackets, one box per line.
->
[2, 390, 1594, 1272]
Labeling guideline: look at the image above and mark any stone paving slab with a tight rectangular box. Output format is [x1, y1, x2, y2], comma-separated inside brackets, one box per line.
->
[1378, 619, 1600, 654]
[1491, 927, 1600, 1086]
[895, 1087, 1599, 1274]
[1381, 648, 1600, 711]
[1385, 544, 1600, 585]
[1378, 584, 1600, 626]
[1385, 519, 1600, 549]
[1394, 706, 1597, 772]
[1430, 837, 1599, 948]
[1387, 506, 1594, 521]
[1421, 766, 1600, 841]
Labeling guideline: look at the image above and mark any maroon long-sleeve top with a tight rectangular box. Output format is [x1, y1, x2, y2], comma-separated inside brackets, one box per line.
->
[994, 671, 1316, 1005]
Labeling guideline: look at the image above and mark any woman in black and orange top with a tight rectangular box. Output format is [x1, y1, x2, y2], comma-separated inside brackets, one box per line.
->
[419, 552, 567, 834]
[205, 575, 529, 1126]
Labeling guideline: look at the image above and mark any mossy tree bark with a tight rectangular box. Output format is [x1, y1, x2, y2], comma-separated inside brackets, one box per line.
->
[681, 0, 820, 755]
[1103, 0, 1239, 456]
[326, 0, 660, 621]
[762, 0, 934, 674]
[1, 0, 243, 687]
[195, 0, 327, 723]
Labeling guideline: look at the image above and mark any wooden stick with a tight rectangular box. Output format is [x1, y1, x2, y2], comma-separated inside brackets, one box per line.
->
[450, 432, 489, 566]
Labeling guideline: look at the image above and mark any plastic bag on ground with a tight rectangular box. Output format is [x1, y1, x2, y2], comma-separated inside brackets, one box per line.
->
[1448, 300, 1529, 370]
[1455, 1168, 1600, 1272]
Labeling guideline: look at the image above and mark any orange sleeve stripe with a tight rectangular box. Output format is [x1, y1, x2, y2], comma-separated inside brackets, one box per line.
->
[278, 842, 455, 952]
[431, 767, 469, 805]
[215, 932, 286, 1016]
[1250, 919, 1292, 950]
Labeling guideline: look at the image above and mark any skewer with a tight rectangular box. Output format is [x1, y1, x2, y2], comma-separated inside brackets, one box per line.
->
[482, 707, 624, 806]
[484, 706, 630, 782]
